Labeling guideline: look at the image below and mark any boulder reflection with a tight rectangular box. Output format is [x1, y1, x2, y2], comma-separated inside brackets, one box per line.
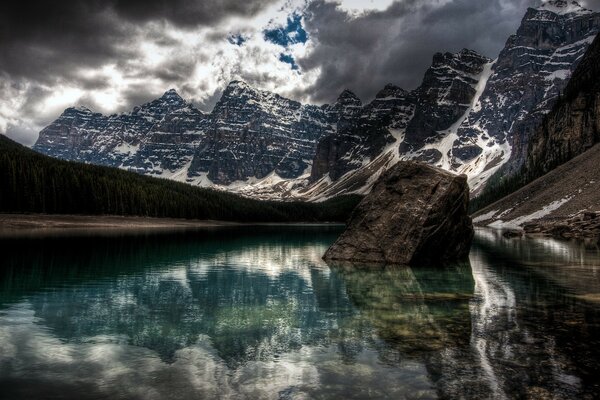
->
[327, 262, 474, 355]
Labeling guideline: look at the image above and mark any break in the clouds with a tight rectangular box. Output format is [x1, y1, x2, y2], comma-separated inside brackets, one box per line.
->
[1, 0, 600, 145]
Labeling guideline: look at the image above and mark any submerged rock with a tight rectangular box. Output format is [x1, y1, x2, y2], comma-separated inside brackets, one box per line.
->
[323, 161, 473, 265]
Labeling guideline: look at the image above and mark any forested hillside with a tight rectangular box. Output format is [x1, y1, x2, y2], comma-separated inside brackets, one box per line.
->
[0, 135, 360, 222]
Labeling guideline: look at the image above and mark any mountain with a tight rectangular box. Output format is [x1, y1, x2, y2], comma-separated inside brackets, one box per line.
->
[457, 0, 600, 183]
[187, 80, 333, 185]
[1, 134, 360, 222]
[301, 49, 492, 201]
[34, 82, 337, 188]
[34, 89, 191, 169]
[32, 1, 600, 201]
[525, 28, 600, 178]
[306, 0, 600, 199]
[471, 33, 600, 236]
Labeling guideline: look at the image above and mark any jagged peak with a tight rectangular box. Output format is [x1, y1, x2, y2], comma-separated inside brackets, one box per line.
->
[161, 88, 181, 97]
[64, 106, 93, 115]
[457, 48, 487, 59]
[221, 80, 262, 98]
[129, 89, 186, 112]
[375, 84, 407, 99]
[152, 88, 185, 105]
[336, 89, 361, 105]
[225, 80, 254, 90]
[536, 0, 592, 16]
[429, 48, 491, 72]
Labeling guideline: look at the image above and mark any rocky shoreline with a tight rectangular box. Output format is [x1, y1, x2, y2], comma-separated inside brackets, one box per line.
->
[521, 211, 600, 239]
[473, 211, 600, 241]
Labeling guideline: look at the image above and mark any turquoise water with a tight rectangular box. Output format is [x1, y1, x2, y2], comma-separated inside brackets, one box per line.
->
[0, 226, 599, 399]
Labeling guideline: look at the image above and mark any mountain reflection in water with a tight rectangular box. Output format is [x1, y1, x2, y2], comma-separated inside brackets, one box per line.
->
[0, 226, 599, 399]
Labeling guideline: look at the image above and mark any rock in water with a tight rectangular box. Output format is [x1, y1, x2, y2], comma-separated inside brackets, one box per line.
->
[323, 161, 473, 265]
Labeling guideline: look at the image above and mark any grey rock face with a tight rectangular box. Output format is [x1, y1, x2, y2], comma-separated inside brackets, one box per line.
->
[310, 85, 414, 182]
[34, 89, 197, 171]
[133, 104, 210, 175]
[402, 49, 491, 154]
[456, 0, 600, 175]
[35, 83, 334, 185]
[323, 161, 473, 265]
[308, 2, 600, 199]
[188, 81, 334, 184]
[526, 31, 600, 179]
[310, 48, 491, 191]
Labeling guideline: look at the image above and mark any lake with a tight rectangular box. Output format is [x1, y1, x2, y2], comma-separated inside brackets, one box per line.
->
[0, 226, 599, 399]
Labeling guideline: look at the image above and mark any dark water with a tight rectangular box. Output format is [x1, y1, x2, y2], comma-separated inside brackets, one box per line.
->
[1, 226, 599, 399]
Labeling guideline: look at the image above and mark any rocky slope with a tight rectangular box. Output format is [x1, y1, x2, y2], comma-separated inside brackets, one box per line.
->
[188, 81, 334, 184]
[303, 0, 600, 199]
[35, 89, 191, 169]
[35, 82, 335, 186]
[473, 29, 600, 238]
[472, 143, 600, 237]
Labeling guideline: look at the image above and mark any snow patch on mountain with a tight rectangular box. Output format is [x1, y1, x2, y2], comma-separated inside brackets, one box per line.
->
[538, 0, 592, 16]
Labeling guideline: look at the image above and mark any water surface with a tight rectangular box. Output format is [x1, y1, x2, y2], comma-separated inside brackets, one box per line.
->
[1, 226, 599, 399]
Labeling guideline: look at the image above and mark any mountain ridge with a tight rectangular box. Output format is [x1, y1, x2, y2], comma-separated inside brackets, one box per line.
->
[31, 2, 600, 201]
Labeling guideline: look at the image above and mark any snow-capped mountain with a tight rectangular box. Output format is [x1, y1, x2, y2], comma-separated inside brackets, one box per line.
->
[296, 0, 600, 199]
[34, 89, 196, 170]
[33, 1, 600, 201]
[35, 82, 334, 187]
[187, 80, 334, 185]
[455, 0, 600, 188]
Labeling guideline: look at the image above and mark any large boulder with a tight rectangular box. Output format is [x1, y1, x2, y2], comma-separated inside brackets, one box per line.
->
[323, 161, 473, 265]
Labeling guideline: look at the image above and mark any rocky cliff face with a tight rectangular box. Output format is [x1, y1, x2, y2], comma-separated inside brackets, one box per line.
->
[402, 49, 490, 155]
[187, 81, 334, 184]
[35, 83, 334, 186]
[526, 31, 600, 178]
[470, 24, 600, 238]
[323, 161, 473, 265]
[310, 85, 413, 182]
[306, 1, 600, 199]
[456, 0, 600, 179]
[307, 49, 490, 194]
[34, 89, 201, 172]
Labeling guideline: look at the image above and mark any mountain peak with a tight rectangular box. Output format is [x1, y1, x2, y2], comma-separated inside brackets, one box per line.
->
[132, 89, 186, 115]
[375, 84, 407, 99]
[64, 106, 93, 115]
[430, 48, 490, 72]
[336, 89, 361, 105]
[537, 0, 591, 15]
[160, 88, 184, 101]
[222, 80, 260, 98]
[226, 80, 252, 90]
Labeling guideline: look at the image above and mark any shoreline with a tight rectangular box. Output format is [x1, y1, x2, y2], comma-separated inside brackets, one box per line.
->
[0, 214, 239, 230]
[0, 214, 343, 237]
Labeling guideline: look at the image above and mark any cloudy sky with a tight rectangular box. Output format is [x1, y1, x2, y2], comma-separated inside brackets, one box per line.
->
[2, 0, 599, 145]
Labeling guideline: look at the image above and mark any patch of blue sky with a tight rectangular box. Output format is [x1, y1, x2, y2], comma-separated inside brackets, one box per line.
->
[263, 14, 308, 48]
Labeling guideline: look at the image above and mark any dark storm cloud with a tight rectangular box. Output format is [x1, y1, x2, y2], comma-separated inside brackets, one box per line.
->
[0, 0, 277, 83]
[297, 0, 600, 104]
[112, 0, 278, 27]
